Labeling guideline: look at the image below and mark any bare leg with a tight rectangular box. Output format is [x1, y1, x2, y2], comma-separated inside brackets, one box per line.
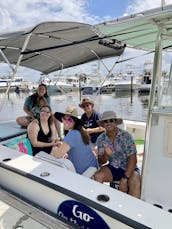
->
[94, 166, 113, 183]
[128, 171, 141, 199]
[16, 116, 31, 127]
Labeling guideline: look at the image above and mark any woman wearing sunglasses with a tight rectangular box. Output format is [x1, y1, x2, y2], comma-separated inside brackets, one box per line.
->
[27, 105, 58, 156]
[93, 110, 141, 199]
[52, 106, 99, 175]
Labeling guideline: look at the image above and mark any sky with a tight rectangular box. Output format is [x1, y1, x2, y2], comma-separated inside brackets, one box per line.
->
[0, 0, 172, 81]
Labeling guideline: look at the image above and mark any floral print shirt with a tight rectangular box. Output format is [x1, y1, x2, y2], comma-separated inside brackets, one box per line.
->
[97, 128, 137, 170]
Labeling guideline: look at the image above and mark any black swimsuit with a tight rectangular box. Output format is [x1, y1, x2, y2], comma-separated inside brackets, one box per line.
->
[32, 119, 52, 156]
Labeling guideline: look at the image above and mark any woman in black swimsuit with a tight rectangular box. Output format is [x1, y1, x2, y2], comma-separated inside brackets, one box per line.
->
[27, 105, 58, 156]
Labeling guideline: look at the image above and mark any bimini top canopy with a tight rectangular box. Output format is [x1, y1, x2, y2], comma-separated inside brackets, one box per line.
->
[95, 4, 172, 51]
[0, 21, 124, 74]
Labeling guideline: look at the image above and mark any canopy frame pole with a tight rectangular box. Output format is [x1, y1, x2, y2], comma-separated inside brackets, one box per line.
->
[141, 24, 163, 197]
[14, 32, 32, 75]
[0, 49, 16, 73]
[0, 32, 32, 111]
[91, 49, 121, 100]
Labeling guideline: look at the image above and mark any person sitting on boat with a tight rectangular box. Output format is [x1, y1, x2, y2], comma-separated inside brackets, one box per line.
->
[16, 83, 50, 127]
[51, 106, 99, 175]
[27, 105, 59, 156]
[31, 96, 48, 119]
[93, 111, 141, 198]
[79, 98, 105, 153]
[16, 83, 62, 140]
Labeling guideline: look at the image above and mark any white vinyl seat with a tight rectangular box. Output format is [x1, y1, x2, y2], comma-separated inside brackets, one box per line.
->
[82, 166, 98, 178]
[35, 151, 97, 178]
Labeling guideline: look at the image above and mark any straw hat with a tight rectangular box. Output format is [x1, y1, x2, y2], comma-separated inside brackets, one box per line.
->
[79, 98, 94, 108]
[54, 106, 84, 126]
[97, 111, 123, 126]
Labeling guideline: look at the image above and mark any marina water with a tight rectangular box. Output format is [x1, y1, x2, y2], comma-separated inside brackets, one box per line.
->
[0, 90, 149, 123]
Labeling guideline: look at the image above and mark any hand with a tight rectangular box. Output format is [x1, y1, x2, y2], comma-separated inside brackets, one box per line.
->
[54, 140, 62, 146]
[63, 153, 68, 158]
[102, 143, 113, 156]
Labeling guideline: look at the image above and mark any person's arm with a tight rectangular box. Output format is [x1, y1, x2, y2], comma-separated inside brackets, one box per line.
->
[23, 105, 34, 117]
[23, 96, 35, 117]
[27, 121, 56, 148]
[124, 154, 137, 177]
[85, 126, 105, 134]
[98, 153, 109, 165]
[51, 141, 70, 158]
[50, 122, 58, 142]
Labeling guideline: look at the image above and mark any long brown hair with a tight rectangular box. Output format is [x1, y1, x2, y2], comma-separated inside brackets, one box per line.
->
[40, 105, 54, 125]
[64, 119, 90, 145]
[36, 83, 49, 97]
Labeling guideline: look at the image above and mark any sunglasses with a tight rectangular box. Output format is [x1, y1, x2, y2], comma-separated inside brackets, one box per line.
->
[62, 117, 73, 123]
[40, 110, 51, 114]
[82, 103, 90, 108]
[103, 119, 116, 124]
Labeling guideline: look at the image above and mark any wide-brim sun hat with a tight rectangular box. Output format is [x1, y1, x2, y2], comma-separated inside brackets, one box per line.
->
[79, 97, 94, 108]
[54, 106, 84, 126]
[97, 111, 123, 126]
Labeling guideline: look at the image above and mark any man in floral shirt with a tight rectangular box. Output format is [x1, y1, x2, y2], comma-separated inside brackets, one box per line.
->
[94, 111, 141, 198]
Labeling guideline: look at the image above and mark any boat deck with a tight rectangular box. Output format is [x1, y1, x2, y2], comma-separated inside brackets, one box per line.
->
[0, 188, 72, 229]
[0, 121, 27, 142]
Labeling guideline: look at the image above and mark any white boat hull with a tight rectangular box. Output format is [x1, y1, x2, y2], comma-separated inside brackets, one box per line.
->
[115, 83, 140, 91]
[0, 145, 172, 229]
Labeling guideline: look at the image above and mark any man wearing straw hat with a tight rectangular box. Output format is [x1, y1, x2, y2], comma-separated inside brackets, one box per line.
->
[94, 110, 141, 198]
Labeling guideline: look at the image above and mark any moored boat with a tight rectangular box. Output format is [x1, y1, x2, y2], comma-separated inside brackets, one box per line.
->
[1, 4, 172, 228]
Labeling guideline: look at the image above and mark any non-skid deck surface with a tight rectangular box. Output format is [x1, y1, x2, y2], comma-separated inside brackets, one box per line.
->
[0, 121, 26, 141]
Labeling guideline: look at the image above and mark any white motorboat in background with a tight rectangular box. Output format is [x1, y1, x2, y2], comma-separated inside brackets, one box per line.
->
[138, 62, 153, 94]
[114, 71, 141, 91]
[0, 75, 30, 92]
[1, 5, 172, 228]
[52, 75, 79, 92]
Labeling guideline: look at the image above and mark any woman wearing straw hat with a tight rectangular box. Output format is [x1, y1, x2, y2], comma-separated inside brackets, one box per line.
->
[94, 110, 141, 198]
[52, 106, 99, 174]
[79, 98, 105, 151]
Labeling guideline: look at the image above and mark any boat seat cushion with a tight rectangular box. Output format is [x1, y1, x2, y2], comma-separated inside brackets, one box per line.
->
[35, 151, 97, 178]
[3, 137, 33, 156]
[0, 125, 27, 142]
[35, 151, 76, 172]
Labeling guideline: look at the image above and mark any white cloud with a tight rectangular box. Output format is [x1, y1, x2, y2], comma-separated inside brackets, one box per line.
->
[126, 0, 172, 15]
[0, 0, 172, 81]
[0, 0, 97, 32]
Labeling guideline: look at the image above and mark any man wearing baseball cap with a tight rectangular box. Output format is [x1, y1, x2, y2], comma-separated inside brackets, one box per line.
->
[79, 97, 105, 152]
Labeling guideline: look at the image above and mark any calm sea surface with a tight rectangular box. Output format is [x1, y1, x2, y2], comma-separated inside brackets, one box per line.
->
[0, 90, 149, 123]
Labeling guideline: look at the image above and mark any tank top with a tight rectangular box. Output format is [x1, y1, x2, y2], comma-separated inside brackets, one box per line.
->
[32, 119, 52, 156]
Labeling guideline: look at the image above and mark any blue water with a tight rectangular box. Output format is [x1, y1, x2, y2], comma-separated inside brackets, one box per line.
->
[0, 90, 149, 123]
